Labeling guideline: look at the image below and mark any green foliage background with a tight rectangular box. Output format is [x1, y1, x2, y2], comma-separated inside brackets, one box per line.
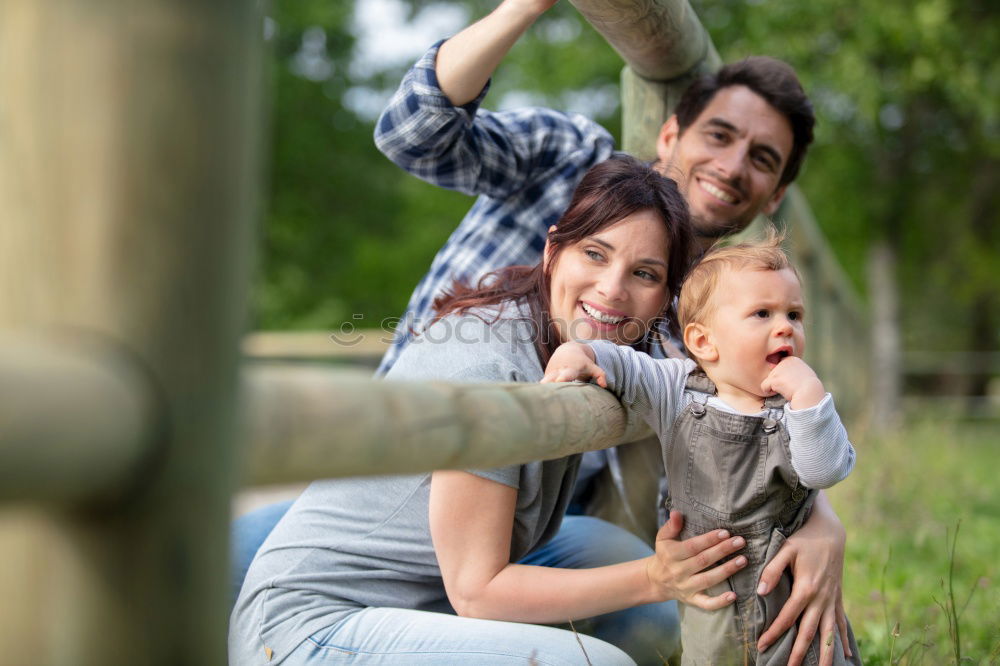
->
[831, 420, 1000, 663]
[251, 4, 1000, 659]
[253, 0, 999, 364]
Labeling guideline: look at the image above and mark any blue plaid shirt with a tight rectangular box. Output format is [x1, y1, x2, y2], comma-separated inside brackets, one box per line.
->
[373, 41, 616, 375]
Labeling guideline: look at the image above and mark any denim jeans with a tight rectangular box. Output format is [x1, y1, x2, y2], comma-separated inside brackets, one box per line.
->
[232, 505, 679, 664]
[231, 499, 295, 602]
[282, 607, 634, 665]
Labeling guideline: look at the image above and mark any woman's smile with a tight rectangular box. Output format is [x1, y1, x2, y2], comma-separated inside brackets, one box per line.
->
[580, 301, 627, 325]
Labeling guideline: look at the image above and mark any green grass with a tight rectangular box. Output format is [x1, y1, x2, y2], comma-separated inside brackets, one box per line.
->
[829, 419, 1000, 664]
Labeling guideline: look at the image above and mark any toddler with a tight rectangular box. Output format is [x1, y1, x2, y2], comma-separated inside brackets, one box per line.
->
[544, 234, 862, 665]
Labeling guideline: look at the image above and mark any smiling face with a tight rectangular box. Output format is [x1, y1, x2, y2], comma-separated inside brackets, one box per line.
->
[547, 210, 671, 346]
[685, 266, 805, 411]
[657, 85, 794, 244]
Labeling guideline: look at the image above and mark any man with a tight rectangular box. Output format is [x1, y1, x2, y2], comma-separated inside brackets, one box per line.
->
[236, 2, 851, 663]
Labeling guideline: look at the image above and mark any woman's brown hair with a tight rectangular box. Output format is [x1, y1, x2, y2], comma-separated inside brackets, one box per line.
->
[431, 153, 694, 365]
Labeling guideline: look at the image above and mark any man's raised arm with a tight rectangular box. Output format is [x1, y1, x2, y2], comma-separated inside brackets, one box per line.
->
[437, 0, 558, 106]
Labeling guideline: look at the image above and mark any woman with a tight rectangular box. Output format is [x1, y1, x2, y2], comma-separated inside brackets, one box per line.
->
[229, 155, 749, 664]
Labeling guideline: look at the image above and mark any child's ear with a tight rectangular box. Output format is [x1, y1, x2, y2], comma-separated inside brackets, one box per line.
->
[683, 322, 718, 363]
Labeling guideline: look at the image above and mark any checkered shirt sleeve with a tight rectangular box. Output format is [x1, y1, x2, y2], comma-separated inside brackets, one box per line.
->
[373, 41, 616, 375]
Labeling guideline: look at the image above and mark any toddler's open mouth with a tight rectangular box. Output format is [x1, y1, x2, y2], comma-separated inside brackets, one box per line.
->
[765, 348, 791, 365]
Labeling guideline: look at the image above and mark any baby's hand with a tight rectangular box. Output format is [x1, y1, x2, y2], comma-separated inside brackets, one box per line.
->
[760, 356, 824, 410]
[541, 341, 607, 388]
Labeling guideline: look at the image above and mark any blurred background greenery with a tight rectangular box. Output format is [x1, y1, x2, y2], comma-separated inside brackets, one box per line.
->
[253, 0, 998, 415]
[249, 1, 999, 660]
[829, 421, 999, 663]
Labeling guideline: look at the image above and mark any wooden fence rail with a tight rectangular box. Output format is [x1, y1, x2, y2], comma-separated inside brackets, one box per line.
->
[0, 334, 158, 503]
[241, 366, 650, 486]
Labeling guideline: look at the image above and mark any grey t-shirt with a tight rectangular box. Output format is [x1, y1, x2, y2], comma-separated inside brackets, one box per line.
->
[229, 303, 582, 665]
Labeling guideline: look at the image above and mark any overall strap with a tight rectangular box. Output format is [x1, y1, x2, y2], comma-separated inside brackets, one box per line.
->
[763, 393, 787, 410]
[684, 368, 716, 395]
[685, 369, 787, 421]
[683, 369, 713, 417]
[762, 392, 787, 429]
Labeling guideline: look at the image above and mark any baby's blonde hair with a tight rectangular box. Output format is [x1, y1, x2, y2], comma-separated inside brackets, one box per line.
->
[677, 227, 801, 331]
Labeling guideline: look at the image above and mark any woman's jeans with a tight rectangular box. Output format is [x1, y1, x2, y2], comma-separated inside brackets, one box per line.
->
[232, 504, 679, 664]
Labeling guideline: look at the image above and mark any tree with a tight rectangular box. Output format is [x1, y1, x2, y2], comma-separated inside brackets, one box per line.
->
[257, 0, 999, 417]
[255, 0, 623, 330]
[696, 0, 1000, 420]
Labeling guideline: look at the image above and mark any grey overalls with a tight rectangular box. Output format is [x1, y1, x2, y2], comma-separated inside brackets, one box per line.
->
[664, 370, 862, 666]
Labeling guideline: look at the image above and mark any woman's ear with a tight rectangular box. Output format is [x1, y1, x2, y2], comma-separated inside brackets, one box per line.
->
[683, 322, 718, 363]
[542, 225, 557, 272]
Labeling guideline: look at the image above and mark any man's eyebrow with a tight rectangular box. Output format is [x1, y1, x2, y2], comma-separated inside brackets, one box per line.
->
[590, 238, 667, 268]
[753, 143, 783, 167]
[705, 117, 784, 166]
[704, 117, 739, 134]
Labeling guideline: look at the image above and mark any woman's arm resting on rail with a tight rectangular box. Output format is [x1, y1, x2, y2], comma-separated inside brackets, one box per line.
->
[756, 490, 852, 666]
[436, 0, 558, 106]
[429, 470, 748, 624]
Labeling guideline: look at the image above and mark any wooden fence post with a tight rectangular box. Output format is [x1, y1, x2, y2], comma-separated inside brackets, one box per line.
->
[0, 1, 262, 663]
[573, 0, 869, 422]
[570, 0, 722, 160]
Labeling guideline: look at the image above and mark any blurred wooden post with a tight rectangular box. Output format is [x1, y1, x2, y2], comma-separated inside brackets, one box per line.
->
[0, 0, 262, 663]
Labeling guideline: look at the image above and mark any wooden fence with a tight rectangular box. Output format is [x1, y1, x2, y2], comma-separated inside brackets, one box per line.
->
[0, 1, 869, 663]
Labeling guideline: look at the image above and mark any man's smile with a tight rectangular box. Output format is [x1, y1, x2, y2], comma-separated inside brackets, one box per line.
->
[695, 175, 742, 206]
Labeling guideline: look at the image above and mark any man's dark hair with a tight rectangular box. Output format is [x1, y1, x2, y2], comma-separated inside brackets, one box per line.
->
[674, 57, 815, 187]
